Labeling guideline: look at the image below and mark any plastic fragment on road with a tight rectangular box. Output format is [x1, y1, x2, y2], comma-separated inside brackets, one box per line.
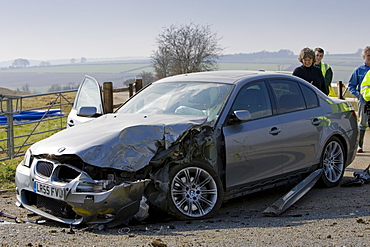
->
[0, 211, 17, 219]
[341, 165, 370, 187]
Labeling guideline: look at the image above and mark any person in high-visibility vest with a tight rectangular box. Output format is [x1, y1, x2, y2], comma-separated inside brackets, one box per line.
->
[348, 46, 370, 153]
[360, 70, 370, 132]
[314, 47, 335, 96]
[360, 70, 370, 101]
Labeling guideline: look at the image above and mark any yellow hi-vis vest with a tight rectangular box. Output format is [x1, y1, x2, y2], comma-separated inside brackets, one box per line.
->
[320, 62, 330, 76]
[360, 70, 370, 101]
[320, 62, 335, 96]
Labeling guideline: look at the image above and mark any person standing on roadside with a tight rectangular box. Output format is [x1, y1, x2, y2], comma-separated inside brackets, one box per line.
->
[314, 47, 334, 96]
[360, 70, 370, 127]
[348, 46, 370, 153]
[293, 47, 328, 95]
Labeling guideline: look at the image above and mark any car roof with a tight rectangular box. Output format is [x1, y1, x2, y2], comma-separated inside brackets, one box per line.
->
[155, 70, 294, 84]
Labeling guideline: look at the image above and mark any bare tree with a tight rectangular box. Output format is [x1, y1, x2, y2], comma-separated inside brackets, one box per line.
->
[21, 83, 31, 93]
[151, 23, 223, 79]
[62, 83, 78, 90]
[39, 61, 51, 67]
[12, 58, 30, 68]
[47, 84, 62, 92]
[152, 46, 172, 78]
[139, 71, 156, 86]
[123, 78, 135, 87]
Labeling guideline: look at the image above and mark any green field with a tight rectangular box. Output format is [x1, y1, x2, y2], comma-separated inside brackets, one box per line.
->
[218, 63, 291, 71]
[0, 53, 364, 93]
[0, 61, 153, 74]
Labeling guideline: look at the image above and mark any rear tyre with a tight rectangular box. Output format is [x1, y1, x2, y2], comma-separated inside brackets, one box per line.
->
[319, 136, 345, 187]
[167, 162, 224, 220]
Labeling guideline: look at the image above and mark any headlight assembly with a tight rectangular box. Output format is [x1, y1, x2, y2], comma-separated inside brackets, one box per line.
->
[22, 149, 33, 168]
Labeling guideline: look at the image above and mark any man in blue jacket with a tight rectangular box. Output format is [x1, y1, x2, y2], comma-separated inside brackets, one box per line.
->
[348, 46, 370, 153]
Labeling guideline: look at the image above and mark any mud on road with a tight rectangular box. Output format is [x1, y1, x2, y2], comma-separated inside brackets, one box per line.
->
[1, 133, 370, 246]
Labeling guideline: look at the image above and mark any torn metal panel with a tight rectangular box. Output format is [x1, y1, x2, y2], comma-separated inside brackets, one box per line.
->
[30, 114, 207, 171]
[147, 164, 170, 211]
[147, 127, 220, 211]
[263, 169, 323, 216]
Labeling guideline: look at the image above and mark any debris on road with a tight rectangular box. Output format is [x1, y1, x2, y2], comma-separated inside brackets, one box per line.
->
[263, 169, 323, 216]
[0, 211, 17, 220]
[341, 165, 370, 187]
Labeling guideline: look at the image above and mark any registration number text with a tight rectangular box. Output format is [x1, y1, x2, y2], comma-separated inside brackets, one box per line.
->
[34, 182, 65, 200]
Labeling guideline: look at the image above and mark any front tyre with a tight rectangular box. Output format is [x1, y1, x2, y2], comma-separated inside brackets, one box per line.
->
[319, 136, 345, 187]
[167, 162, 224, 220]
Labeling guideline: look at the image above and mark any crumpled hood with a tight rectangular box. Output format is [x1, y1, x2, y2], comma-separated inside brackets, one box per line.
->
[31, 114, 207, 171]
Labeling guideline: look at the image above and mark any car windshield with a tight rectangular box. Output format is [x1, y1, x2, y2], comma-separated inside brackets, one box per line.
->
[117, 81, 232, 122]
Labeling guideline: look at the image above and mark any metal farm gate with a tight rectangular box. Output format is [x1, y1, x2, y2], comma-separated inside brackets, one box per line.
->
[0, 90, 76, 161]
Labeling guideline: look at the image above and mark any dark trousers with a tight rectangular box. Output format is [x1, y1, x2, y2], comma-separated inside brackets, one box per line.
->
[366, 101, 370, 127]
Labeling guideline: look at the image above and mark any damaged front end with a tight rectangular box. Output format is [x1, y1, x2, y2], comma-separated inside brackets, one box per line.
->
[16, 151, 150, 226]
[146, 125, 220, 212]
[15, 114, 211, 226]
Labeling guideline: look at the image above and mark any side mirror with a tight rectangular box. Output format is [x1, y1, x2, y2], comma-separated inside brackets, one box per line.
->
[77, 106, 99, 117]
[228, 110, 252, 124]
[234, 110, 252, 122]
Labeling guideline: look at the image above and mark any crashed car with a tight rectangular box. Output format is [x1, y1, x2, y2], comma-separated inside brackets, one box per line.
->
[15, 71, 358, 226]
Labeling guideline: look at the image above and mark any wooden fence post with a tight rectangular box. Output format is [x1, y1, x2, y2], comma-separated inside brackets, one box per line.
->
[129, 84, 134, 97]
[135, 78, 143, 92]
[103, 82, 113, 113]
[337, 81, 344, 99]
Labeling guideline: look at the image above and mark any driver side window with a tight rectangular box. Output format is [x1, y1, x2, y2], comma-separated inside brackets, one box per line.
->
[232, 81, 272, 120]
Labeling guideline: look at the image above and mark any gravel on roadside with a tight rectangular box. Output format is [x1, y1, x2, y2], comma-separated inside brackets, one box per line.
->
[1, 132, 370, 247]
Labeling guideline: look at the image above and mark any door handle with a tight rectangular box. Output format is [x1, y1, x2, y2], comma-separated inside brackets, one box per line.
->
[269, 127, 281, 135]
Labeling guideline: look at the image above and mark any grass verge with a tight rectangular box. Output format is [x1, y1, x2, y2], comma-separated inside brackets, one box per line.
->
[0, 158, 22, 190]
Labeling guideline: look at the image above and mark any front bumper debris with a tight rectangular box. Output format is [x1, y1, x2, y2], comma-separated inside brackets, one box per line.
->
[17, 176, 150, 226]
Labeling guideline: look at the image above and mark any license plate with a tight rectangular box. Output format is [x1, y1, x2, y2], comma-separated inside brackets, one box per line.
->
[34, 182, 65, 200]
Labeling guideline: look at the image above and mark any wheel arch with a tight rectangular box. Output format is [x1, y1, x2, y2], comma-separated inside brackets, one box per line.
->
[323, 133, 349, 166]
[318, 134, 346, 187]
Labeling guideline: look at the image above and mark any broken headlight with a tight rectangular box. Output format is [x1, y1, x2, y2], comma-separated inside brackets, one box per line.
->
[76, 174, 115, 192]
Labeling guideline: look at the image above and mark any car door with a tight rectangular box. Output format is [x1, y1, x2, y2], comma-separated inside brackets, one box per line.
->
[269, 78, 323, 174]
[223, 80, 284, 190]
[67, 76, 104, 127]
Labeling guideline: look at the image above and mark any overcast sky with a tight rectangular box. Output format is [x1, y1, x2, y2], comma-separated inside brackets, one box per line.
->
[1, 0, 369, 62]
